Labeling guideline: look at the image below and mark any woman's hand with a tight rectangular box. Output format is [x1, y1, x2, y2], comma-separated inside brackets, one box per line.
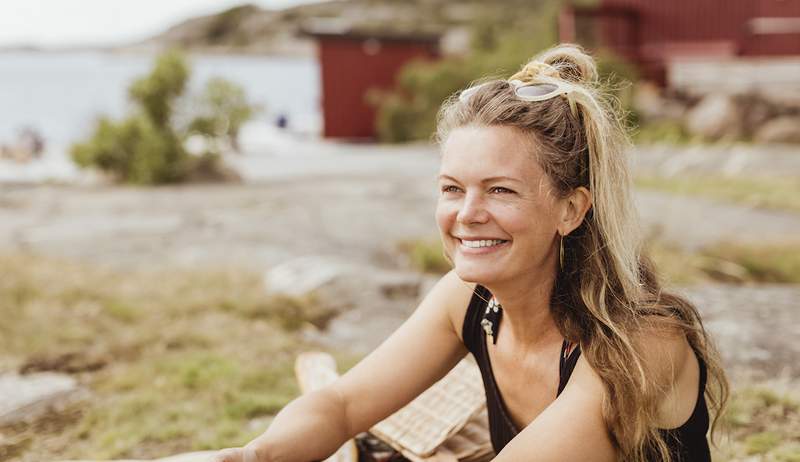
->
[210, 445, 267, 462]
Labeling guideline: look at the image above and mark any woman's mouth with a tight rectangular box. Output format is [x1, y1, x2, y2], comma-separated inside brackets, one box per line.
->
[457, 238, 510, 253]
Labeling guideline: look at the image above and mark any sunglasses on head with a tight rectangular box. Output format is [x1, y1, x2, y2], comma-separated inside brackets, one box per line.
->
[458, 79, 577, 113]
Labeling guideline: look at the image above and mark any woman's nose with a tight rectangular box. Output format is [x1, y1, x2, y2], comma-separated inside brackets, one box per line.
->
[457, 193, 489, 225]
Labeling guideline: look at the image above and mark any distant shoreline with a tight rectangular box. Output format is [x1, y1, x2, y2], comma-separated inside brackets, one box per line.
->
[0, 44, 314, 58]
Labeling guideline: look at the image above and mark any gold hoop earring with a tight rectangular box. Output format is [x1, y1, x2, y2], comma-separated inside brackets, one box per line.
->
[559, 234, 565, 271]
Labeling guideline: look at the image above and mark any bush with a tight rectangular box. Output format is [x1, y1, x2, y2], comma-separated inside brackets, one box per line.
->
[71, 50, 256, 184]
[72, 115, 190, 185]
[188, 77, 258, 152]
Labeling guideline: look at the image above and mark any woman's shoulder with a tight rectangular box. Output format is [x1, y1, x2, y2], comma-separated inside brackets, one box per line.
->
[421, 270, 477, 343]
[632, 322, 701, 429]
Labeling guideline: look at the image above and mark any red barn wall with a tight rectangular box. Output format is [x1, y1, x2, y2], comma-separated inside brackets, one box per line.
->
[316, 38, 439, 139]
[600, 0, 800, 57]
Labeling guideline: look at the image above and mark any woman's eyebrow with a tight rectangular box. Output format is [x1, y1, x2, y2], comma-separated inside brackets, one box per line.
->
[438, 174, 461, 183]
[482, 176, 522, 184]
[438, 174, 522, 184]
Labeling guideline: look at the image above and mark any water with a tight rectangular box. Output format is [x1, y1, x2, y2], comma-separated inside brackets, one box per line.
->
[0, 51, 321, 147]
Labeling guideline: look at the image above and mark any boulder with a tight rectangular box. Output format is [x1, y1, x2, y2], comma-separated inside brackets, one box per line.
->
[263, 256, 358, 297]
[754, 116, 800, 144]
[0, 372, 83, 426]
[263, 256, 423, 315]
[685, 93, 742, 140]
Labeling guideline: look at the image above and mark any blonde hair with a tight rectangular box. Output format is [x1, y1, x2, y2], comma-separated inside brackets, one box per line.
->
[435, 44, 728, 461]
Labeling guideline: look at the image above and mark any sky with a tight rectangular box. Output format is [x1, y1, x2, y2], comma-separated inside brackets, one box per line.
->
[0, 0, 327, 47]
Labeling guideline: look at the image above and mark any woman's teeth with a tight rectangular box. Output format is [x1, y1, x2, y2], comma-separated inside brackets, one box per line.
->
[461, 239, 507, 248]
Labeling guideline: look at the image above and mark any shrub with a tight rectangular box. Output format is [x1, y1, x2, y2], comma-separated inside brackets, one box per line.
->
[71, 50, 256, 184]
[188, 77, 258, 152]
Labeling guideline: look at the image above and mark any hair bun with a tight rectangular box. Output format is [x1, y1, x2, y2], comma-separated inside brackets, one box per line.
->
[533, 43, 597, 84]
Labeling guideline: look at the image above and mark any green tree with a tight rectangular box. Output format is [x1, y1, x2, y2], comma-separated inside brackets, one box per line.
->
[189, 77, 258, 153]
[128, 50, 190, 127]
[71, 50, 256, 184]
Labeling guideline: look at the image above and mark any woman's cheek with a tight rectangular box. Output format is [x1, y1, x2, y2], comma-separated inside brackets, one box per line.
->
[434, 200, 455, 231]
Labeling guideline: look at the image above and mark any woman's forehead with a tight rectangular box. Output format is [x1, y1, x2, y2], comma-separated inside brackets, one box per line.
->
[439, 125, 544, 180]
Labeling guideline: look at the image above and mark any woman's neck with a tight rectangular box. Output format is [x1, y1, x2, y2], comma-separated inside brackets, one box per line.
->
[484, 270, 561, 348]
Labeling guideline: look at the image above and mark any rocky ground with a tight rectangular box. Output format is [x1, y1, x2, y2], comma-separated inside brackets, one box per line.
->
[1, 138, 799, 460]
[2, 139, 800, 366]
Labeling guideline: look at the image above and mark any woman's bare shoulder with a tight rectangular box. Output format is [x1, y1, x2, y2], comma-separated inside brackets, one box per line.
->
[630, 321, 699, 428]
[421, 270, 477, 342]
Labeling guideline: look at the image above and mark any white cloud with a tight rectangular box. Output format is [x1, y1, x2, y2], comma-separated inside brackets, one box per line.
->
[0, 0, 326, 47]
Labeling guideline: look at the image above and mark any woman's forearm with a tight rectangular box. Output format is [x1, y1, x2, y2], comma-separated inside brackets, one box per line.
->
[244, 386, 352, 462]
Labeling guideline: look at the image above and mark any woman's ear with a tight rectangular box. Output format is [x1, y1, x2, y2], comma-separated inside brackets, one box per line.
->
[558, 186, 592, 236]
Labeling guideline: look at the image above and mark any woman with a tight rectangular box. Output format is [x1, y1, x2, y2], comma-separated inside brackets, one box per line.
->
[213, 44, 728, 462]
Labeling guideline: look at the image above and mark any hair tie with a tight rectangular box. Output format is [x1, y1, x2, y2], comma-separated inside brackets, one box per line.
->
[509, 61, 560, 84]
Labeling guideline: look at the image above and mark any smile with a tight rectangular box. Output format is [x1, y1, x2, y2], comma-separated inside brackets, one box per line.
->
[457, 238, 510, 254]
[460, 239, 508, 248]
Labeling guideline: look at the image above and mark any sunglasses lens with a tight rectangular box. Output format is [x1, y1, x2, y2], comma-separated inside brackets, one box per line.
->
[515, 83, 559, 98]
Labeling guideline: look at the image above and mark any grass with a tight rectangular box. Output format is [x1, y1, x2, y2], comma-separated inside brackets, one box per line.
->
[399, 237, 800, 285]
[635, 175, 800, 213]
[712, 385, 800, 461]
[3, 251, 799, 461]
[649, 241, 800, 285]
[0, 253, 359, 461]
[397, 238, 452, 274]
[633, 120, 696, 145]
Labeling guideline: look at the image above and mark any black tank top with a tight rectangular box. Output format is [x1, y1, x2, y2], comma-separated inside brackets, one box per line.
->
[462, 285, 711, 461]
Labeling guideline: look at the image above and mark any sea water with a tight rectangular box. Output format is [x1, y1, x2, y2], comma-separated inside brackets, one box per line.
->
[0, 51, 320, 182]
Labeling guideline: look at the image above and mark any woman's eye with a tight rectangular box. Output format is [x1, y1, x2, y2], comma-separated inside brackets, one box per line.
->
[490, 186, 515, 194]
[441, 185, 462, 193]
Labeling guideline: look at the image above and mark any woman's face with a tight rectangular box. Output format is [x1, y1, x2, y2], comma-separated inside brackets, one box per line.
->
[436, 124, 562, 286]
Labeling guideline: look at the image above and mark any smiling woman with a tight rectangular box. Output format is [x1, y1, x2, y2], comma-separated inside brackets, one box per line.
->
[212, 44, 728, 462]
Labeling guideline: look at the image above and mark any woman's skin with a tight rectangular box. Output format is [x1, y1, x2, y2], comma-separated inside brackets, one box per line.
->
[213, 124, 699, 462]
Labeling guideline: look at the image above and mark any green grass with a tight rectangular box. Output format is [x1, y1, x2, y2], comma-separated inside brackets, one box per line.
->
[0, 253, 352, 461]
[713, 385, 800, 460]
[636, 176, 800, 213]
[397, 238, 452, 274]
[650, 241, 800, 285]
[633, 120, 696, 145]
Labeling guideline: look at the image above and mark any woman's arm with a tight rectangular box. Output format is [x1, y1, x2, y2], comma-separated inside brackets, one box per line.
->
[212, 270, 475, 462]
[492, 328, 697, 461]
[492, 357, 617, 461]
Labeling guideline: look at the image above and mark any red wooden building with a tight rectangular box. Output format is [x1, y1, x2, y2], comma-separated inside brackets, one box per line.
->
[303, 24, 441, 139]
[559, 0, 800, 84]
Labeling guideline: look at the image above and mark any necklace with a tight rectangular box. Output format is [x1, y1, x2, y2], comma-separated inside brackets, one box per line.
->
[481, 297, 503, 344]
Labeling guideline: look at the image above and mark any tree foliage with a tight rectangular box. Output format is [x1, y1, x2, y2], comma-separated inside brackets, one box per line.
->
[188, 77, 257, 152]
[71, 50, 257, 184]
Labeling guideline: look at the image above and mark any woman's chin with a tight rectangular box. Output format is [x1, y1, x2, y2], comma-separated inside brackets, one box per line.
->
[452, 263, 503, 285]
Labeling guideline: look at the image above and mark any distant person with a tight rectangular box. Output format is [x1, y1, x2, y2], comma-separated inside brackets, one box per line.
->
[275, 114, 288, 130]
[212, 44, 728, 462]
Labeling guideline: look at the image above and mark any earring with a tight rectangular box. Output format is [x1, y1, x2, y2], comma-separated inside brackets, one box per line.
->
[559, 234, 565, 271]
